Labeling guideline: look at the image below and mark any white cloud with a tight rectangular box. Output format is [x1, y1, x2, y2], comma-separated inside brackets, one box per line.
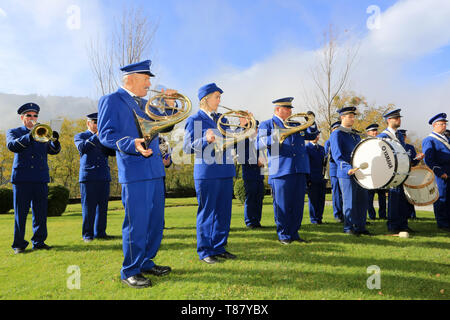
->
[201, 0, 450, 138]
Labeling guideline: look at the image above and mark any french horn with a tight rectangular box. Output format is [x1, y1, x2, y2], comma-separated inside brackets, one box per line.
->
[134, 90, 192, 148]
[274, 112, 316, 144]
[213, 105, 257, 152]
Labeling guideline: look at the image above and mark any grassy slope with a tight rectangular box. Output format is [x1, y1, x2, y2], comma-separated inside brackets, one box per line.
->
[0, 198, 448, 300]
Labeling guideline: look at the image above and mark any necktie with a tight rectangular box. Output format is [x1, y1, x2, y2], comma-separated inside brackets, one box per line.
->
[211, 112, 219, 123]
[133, 97, 144, 110]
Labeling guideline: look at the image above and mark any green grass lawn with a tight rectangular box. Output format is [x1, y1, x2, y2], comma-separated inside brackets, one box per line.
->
[0, 197, 448, 300]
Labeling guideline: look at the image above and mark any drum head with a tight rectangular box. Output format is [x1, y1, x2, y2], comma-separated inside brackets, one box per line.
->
[351, 138, 397, 189]
[404, 166, 434, 188]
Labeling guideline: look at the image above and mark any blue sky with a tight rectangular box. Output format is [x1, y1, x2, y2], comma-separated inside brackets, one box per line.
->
[0, 0, 450, 136]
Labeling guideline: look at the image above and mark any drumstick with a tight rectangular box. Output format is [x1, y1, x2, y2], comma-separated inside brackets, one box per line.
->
[354, 162, 369, 171]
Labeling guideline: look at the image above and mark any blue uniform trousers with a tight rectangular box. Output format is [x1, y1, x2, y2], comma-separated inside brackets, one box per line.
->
[80, 181, 110, 240]
[120, 178, 165, 280]
[12, 183, 48, 249]
[195, 178, 233, 260]
[367, 190, 387, 219]
[243, 179, 264, 227]
[339, 178, 368, 233]
[330, 176, 343, 220]
[387, 187, 410, 231]
[434, 177, 450, 228]
[308, 180, 326, 223]
[271, 173, 306, 241]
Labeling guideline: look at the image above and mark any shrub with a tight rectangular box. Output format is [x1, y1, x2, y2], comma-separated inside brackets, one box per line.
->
[0, 188, 13, 214]
[47, 185, 70, 217]
[233, 178, 246, 204]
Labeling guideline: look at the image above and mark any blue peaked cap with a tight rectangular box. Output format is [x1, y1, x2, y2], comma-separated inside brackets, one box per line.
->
[383, 108, 402, 120]
[198, 83, 223, 101]
[337, 106, 357, 115]
[397, 129, 407, 136]
[365, 123, 379, 132]
[120, 60, 155, 77]
[331, 121, 341, 129]
[428, 113, 447, 125]
[17, 103, 40, 115]
[272, 97, 294, 108]
[87, 113, 98, 120]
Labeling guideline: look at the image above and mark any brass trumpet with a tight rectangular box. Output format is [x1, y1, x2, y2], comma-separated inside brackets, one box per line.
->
[213, 105, 257, 152]
[31, 123, 56, 143]
[274, 112, 316, 144]
[134, 90, 192, 147]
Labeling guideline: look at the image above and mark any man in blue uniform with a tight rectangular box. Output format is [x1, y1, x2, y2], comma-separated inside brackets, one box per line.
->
[74, 113, 115, 242]
[365, 123, 387, 221]
[306, 131, 326, 224]
[377, 109, 423, 233]
[183, 83, 237, 264]
[98, 60, 173, 288]
[238, 123, 265, 229]
[324, 121, 343, 222]
[330, 106, 370, 236]
[398, 129, 417, 219]
[257, 97, 318, 244]
[422, 113, 450, 232]
[7, 103, 61, 254]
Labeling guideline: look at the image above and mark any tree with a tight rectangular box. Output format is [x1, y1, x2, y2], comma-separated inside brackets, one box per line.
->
[306, 25, 360, 137]
[86, 5, 159, 96]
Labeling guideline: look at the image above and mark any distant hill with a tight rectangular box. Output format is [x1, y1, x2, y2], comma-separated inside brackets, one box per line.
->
[0, 93, 98, 131]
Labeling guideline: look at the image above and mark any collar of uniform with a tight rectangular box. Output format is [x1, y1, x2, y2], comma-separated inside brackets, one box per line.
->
[200, 108, 215, 121]
[387, 126, 397, 135]
[338, 125, 353, 133]
[432, 131, 447, 140]
[121, 86, 140, 99]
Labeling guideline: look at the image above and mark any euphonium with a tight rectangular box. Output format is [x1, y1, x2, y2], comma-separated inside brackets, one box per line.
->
[134, 90, 192, 148]
[31, 123, 56, 143]
[274, 111, 316, 144]
[214, 106, 257, 152]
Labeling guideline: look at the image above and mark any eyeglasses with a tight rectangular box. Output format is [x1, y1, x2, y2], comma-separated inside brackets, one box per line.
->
[24, 114, 39, 118]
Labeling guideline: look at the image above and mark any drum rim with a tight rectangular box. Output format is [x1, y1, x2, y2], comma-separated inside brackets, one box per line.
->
[403, 165, 435, 189]
[351, 137, 400, 190]
[405, 189, 439, 206]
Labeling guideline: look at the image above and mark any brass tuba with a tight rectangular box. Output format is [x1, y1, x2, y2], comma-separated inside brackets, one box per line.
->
[213, 105, 257, 152]
[134, 90, 192, 148]
[31, 123, 56, 143]
[274, 112, 316, 144]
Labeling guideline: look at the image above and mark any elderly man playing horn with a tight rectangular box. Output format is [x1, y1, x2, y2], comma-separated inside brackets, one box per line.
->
[257, 97, 318, 244]
[6, 103, 61, 254]
[98, 60, 174, 289]
[422, 113, 450, 232]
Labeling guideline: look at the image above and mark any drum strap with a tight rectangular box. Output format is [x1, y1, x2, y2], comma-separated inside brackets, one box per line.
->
[429, 133, 450, 150]
[382, 129, 400, 143]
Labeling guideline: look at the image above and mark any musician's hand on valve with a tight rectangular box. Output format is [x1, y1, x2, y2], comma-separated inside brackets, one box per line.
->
[206, 129, 216, 143]
[135, 138, 153, 158]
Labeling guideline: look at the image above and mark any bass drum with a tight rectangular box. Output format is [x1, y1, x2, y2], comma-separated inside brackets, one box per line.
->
[351, 138, 411, 190]
[403, 165, 439, 206]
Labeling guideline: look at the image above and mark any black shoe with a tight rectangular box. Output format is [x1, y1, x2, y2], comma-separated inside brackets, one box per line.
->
[215, 251, 237, 260]
[33, 244, 52, 250]
[294, 237, 309, 243]
[13, 248, 26, 254]
[359, 230, 373, 236]
[142, 265, 172, 277]
[121, 274, 152, 289]
[246, 224, 261, 229]
[344, 230, 360, 236]
[279, 239, 292, 245]
[202, 256, 221, 264]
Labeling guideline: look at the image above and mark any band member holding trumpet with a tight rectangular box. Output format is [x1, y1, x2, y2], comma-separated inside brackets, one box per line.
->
[257, 97, 318, 244]
[422, 113, 450, 232]
[365, 123, 387, 221]
[183, 83, 241, 264]
[377, 109, 424, 233]
[74, 113, 115, 242]
[6, 103, 61, 254]
[330, 106, 370, 236]
[98, 60, 174, 289]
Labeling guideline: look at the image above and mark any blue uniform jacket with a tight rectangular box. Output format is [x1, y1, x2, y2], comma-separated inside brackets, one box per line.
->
[183, 110, 235, 180]
[7, 126, 61, 183]
[97, 88, 165, 184]
[324, 139, 337, 177]
[74, 130, 115, 183]
[306, 142, 326, 183]
[422, 133, 450, 177]
[329, 127, 361, 179]
[257, 116, 318, 182]
[378, 131, 420, 167]
[238, 137, 264, 181]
